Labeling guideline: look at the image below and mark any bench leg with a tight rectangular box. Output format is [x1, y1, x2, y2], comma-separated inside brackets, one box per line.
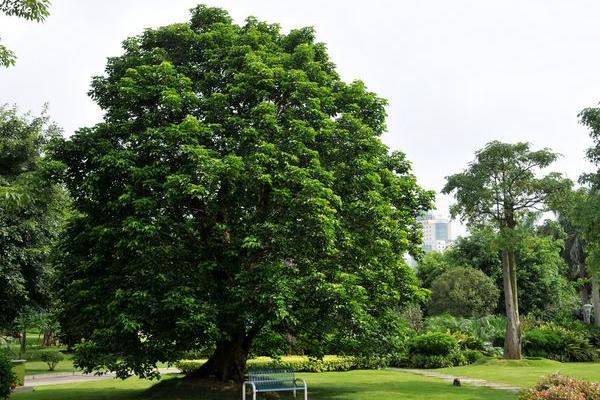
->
[294, 388, 297, 398]
[304, 387, 308, 400]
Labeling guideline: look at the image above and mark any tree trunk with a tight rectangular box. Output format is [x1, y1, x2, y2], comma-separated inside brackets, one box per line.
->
[192, 331, 252, 382]
[502, 249, 521, 359]
[42, 330, 54, 347]
[592, 273, 600, 327]
[20, 330, 27, 358]
[580, 284, 590, 305]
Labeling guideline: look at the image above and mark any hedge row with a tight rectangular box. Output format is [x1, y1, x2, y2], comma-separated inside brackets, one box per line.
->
[176, 355, 384, 375]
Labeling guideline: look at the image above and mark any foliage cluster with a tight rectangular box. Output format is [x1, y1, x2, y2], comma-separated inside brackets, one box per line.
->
[176, 355, 384, 375]
[428, 266, 499, 317]
[520, 374, 600, 400]
[418, 224, 578, 320]
[523, 323, 598, 362]
[398, 331, 485, 368]
[0, 105, 68, 332]
[0, 350, 15, 400]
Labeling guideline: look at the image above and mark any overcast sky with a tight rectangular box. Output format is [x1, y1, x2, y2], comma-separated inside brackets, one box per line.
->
[2, 0, 599, 230]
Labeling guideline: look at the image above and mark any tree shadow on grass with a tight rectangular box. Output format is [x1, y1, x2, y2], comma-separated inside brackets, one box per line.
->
[310, 380, 517, 400]
[141, 376, 517, 400]
[14, 386, 142, 400]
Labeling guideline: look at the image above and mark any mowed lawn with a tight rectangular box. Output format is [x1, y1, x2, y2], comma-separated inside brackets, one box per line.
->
[12, 370, 517, 400]
[25, 358, 77, 376]
[437, 358, 600, 388]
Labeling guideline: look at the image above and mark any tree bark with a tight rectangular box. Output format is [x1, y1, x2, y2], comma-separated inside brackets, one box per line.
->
[580, 284, 590, 305]
[502, 249, 521, 359]
[191, 330, 253, 382]
[42, 330, 54, 347]
[592, 273, 600, 327]
[20, 330, 27, 356]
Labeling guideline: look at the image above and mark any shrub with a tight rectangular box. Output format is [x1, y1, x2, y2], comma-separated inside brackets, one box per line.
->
[523, 327, 563, 358]
[424, 314, 507, 344]
[408, 354, 455, 369]
[0, 350, 15, 399]
[176, 355, 375, 375]
[520, 374, 600, 400]
[462, 349, 485, 364]
[523, 325, 598, 362]
[408, 332, 458, 356]
[451, 331, 485, 351]
[428, 266, 499, 317]
[39, 351, 64, 371]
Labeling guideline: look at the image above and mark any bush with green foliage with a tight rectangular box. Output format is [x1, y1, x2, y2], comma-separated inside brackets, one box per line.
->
[408, 332, 458, 356]
[520, 374, 600, 400]
[402, 332, 474, 368]
[428, 266, 499, 317]
[176, 355, 381, 375]
[39, 350, 64, 371]
[423, 314, 505, 356]
[424, 314, 506, 342]
[0, 350, 15, 399]
[451, 331, 485, 351]
[523, 324, 598, 362]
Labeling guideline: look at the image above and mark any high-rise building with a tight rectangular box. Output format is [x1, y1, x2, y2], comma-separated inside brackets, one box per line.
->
[419, 212, 453, 253]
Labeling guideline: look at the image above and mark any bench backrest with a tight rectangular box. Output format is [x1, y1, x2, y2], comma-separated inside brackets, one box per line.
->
[247, 368, 296, 390]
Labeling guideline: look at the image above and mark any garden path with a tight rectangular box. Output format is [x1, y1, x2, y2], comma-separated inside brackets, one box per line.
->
[390, 368, 522, 393]
[13, 367, 180, 392]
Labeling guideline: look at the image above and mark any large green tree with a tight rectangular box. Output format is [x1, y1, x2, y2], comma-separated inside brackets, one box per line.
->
[0, 105, 66, 331]
[443, 141, 569, 359]
[0, 0, 51, 67]
[52, 6, 433, 382]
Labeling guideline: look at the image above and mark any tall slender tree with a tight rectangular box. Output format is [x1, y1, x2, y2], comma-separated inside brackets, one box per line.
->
[443, 141, 569, 359]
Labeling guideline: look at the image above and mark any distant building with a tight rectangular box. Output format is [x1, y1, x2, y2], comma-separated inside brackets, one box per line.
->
[419, 212, 453, 253]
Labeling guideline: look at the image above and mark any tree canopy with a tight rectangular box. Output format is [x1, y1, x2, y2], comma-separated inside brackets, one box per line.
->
[52, 5, 433, 382]
[0, 105, 67, 330]
[0, 0, 51, 67]
[429, 266, 499, 318]
[448, 225, 576, 319]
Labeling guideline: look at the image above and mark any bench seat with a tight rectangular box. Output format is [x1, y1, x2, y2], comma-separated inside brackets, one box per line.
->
[243, 368, 307, 399]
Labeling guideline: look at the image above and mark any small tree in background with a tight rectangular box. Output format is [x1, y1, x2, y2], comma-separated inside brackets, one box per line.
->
[416, 252, 451, 289]
[0, 105, 68, 333]
[443, 141, 569, 359]
[429, 266, 499, 317]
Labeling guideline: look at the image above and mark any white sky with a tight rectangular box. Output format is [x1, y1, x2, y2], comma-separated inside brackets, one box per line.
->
[2, 0, 599, 232]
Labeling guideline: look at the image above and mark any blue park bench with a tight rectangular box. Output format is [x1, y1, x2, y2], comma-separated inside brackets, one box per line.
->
[243, 368, 308, 400]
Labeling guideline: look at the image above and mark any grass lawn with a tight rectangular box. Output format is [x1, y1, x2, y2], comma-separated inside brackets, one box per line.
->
[11, 370, 517, 400]
[25, 358, 77, 375]
[5, 331, 80, 375]
[437, 358, 600, 387]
